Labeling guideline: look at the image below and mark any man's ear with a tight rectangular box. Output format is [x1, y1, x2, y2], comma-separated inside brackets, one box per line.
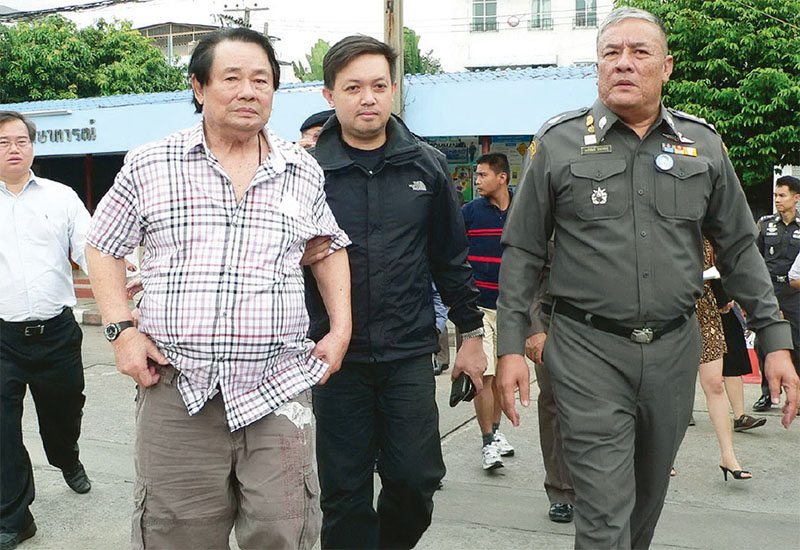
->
[191, 75, 204, 107]
[322, 87, 335, 108]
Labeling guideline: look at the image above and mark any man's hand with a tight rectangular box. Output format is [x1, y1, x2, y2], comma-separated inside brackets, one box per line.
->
[112, 328, 169, 387]
[764, 349, 800, 428]
[496, 354, 530, 427]
[126, 276, 143, 300]
[451, 336, 487, 393]
[525, 333, 547, 364]
[719, 301, 734, 314]
[312, 331, 351, 385]
[301, 236, 332, 266]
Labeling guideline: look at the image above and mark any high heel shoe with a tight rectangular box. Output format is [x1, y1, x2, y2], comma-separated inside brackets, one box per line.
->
[719, 465, 752, 481]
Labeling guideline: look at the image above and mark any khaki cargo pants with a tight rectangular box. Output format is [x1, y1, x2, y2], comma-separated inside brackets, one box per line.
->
[132, 366, 320, 549]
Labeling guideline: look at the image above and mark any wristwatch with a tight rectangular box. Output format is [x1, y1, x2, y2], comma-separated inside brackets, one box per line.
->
[104, 321, 135, 342]
[460, 327, 485, 340]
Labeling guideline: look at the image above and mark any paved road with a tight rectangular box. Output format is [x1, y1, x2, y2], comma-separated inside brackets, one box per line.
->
[18, 325, 800, 549]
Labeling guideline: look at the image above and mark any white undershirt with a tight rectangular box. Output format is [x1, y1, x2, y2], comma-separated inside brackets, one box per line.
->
[0, 171, 91, 321]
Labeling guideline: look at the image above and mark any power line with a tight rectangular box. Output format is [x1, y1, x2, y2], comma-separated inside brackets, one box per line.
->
[0, 0, 155, 21]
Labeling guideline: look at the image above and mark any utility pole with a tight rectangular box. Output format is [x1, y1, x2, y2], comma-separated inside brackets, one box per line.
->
[384, 0, 404, 118]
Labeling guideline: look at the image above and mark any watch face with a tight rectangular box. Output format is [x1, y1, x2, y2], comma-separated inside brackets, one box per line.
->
[104, 324, 119, 341]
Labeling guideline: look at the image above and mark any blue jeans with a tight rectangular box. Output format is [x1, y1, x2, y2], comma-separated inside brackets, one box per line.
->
[312, 354, 445, 549]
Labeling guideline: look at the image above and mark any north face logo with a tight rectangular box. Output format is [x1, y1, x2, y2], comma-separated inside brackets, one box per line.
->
[409, 181, 426, 191]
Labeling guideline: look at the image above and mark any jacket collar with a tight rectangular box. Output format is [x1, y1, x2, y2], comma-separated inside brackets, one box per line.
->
[592, 99, 675, 143]
[313, 114, 421, 171]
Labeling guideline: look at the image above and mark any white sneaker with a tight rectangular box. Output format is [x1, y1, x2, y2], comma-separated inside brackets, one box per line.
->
[493, 431, 515, 457]
[481, 442, 504, 470]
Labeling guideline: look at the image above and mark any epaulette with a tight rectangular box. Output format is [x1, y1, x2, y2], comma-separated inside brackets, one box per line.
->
[668, 108, 717, 134]
[536, 107, 590, 137]
[758, 213, 777, 223]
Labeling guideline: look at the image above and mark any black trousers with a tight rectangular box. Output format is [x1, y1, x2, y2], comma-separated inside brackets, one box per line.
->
[757, 283, 800, 395]
[312, 355, 446, 549]
[0, 309, 85, 533]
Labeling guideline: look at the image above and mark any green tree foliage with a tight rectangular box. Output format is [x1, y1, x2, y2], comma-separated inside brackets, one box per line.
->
[403, 27, 443, 75]
[293, 39, 329, 82]
[292, 29, 443, 82]
[618, 0, 800, 187]
[0, 15, 188, 104]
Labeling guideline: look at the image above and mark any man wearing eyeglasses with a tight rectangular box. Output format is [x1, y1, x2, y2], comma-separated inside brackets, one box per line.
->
[0, 111, 93, 550]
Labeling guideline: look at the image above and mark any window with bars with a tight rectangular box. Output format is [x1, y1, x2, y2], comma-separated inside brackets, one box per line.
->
[530, 0, 552, 29]
[575, 0, 597, 28]
[472, 0, 498, 32]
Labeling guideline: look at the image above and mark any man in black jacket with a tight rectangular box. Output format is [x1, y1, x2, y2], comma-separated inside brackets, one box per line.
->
[304, 35, 487, 549]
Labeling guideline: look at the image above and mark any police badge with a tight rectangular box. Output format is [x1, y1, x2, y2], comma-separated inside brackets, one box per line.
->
[591, 187, 608, 205]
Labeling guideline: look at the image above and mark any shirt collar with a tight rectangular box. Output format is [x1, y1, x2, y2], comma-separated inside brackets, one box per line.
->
[182, 121, 303, 173]
[0, 170, 36, 194]
[592, 100, 676, 143]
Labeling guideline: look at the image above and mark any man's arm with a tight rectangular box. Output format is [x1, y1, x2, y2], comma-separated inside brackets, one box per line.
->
[308, 248, 351, 385]
[86, 245, 168, 387]
[496, 137, 554, 427]
[703, 141, 798, 427]
[789, 254, 800, 289]
[68, 191, 92, 276]
[427, 151, 486, 391]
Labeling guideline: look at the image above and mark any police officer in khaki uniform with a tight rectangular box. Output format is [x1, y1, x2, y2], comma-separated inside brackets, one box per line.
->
[495, 7, 800, 549]
[752, 175, 800, 411]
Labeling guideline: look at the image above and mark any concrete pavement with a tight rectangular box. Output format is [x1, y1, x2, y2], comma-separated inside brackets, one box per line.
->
[17, 323, 800, 549]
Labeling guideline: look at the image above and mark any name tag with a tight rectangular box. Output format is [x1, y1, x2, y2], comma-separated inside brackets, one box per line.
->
[581, 145, 613, 155]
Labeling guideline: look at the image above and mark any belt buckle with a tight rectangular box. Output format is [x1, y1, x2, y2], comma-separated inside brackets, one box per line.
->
[776, 275, 787, 283]
[630, 328, 654, 344]
[24, 324, 45, 337]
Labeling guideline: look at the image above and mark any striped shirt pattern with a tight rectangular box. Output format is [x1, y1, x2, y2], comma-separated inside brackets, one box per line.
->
[462, 196, 510, 309]
[87, 122, 350, 430]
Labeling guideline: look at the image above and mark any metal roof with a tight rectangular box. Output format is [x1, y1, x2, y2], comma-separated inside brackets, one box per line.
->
[0, 66, 599, 156]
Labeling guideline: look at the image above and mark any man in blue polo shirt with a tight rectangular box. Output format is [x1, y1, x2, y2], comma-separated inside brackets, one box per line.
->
[462, 152, 515, 470]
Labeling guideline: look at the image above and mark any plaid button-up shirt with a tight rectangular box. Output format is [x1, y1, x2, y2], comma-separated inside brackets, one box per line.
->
[88, 123, 349, 430]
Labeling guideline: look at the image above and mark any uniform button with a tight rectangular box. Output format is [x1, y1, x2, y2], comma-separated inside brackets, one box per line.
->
[596, 171, 602, 178]
[369, 356, 377, 364]
[637, 189, 644, 195]
[643, 272, 650, 278]
[640, 231, 647, 237]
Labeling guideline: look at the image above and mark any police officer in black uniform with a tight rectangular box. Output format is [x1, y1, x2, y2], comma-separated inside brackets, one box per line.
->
[753, 175, 800, 411]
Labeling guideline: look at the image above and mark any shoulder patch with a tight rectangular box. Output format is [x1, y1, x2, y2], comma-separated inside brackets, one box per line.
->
[668, 108, 717, 134]
[536, 107, 590, 138]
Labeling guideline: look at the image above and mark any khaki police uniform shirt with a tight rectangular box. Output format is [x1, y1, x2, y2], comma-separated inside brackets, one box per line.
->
[497, 98, 793, 357]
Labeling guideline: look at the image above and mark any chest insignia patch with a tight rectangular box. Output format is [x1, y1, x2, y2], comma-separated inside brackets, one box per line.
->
[409, 181, 426, 192]
[793, 229, 800, 239]
[769, 246, 775, 255]
[655, 154, 674, 171]
[591, 187, 608, 205]
[584, 134, 597, 145]
[661, 143, 698, 157]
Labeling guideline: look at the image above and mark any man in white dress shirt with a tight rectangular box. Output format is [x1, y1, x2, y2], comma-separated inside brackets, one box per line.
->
[0, 111, 92, 550]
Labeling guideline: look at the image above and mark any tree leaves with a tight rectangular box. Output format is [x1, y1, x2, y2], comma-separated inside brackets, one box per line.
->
[621, 0, 800, 188]
[0, 15, 187, 104]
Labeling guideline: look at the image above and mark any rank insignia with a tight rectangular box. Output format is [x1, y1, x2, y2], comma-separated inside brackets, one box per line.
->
[661, 143, 697, 157]
[528, 140, 537, 159]
[586, 114, 594, 127]
[598, 116, 607, 130]
[591, 187, 608, 205]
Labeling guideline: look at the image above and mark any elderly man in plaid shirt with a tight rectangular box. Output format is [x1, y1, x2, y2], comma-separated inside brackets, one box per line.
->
[86, 28, 350, 550]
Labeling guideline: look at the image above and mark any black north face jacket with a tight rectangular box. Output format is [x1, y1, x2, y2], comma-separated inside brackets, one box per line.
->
[305, 115, 483, 363]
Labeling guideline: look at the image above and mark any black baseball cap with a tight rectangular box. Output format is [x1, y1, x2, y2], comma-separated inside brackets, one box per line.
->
[300, 109, 335, 132]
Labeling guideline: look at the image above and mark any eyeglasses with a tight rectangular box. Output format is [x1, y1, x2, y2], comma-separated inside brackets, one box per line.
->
[0, 138, 32, 150]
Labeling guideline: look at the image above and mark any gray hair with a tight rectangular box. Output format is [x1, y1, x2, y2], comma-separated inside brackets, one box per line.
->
[597, 7, 668, 54]
[0, 111, 36, 141]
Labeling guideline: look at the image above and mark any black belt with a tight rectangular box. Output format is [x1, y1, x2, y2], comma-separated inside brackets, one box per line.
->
[0, 308, 72, 337]
[553, 300, 691, 344]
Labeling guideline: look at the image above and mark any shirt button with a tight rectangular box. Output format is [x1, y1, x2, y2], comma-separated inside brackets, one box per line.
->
[640, 231, 647, 237]
[222, 311, 228, 317]
[637, 189, 644, 195]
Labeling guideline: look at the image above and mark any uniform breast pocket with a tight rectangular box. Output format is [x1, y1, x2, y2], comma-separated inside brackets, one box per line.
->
[763, 234, 782, 259]
[569, 159, 629, 220]
[654, 157, 711, 221]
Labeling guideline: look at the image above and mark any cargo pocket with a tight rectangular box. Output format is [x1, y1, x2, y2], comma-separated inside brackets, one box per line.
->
[569, 159, 629, 220]
[654, 156, 711, 221]
[131, 479, 147, 550]
[298, 471, 321, 550]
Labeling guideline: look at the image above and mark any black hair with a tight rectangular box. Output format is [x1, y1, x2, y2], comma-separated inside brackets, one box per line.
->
[776, 175, 800, 195]
[188, 27, 281, 113]
[475, 152, 510, 179]
[0, 111, 36, 141]
[323, 35, 397, 89]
